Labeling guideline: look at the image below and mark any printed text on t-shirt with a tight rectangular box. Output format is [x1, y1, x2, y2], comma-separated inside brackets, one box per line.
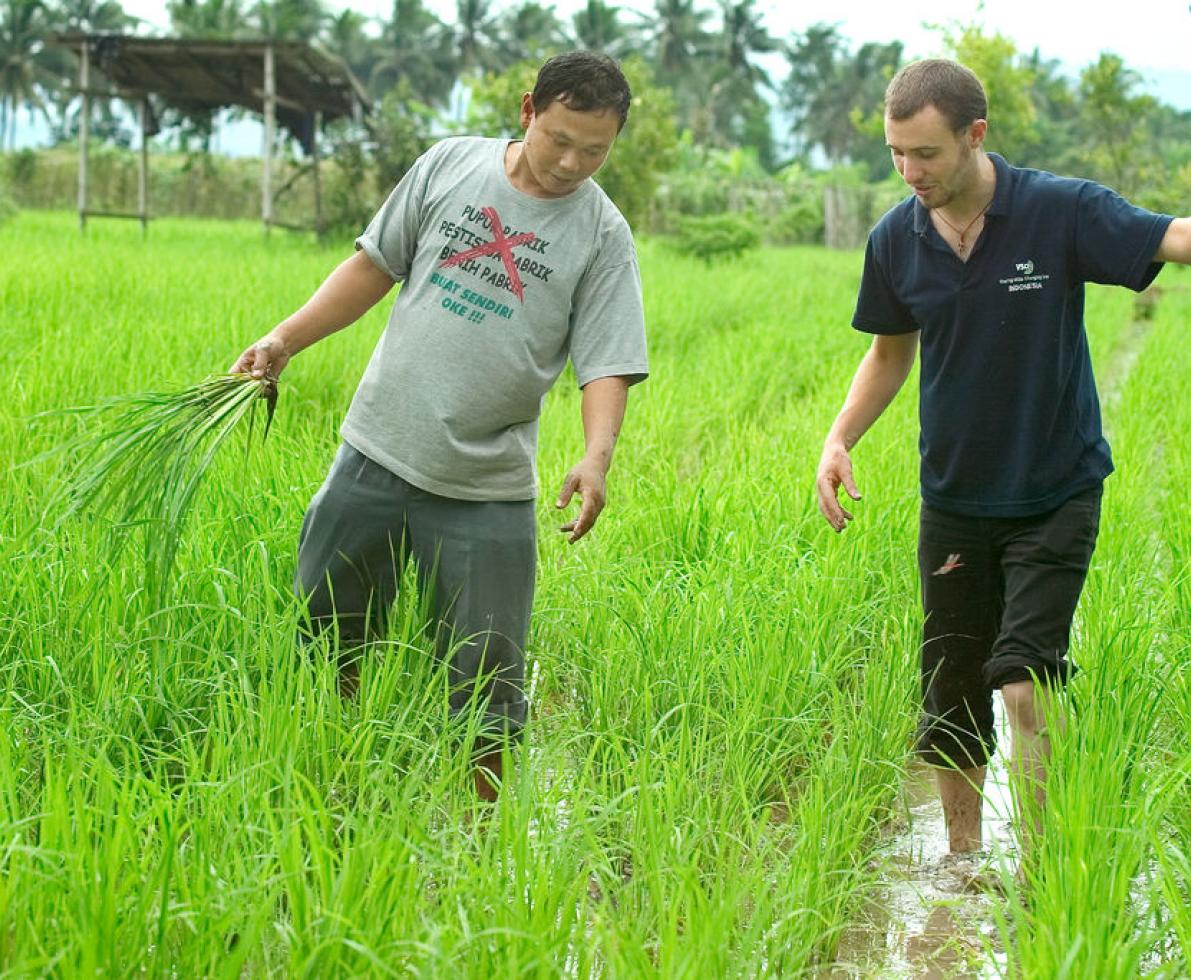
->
[435, 205, 557, 313]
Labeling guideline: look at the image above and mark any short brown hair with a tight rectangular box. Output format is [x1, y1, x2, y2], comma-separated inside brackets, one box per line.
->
[885, 59, 987, 131]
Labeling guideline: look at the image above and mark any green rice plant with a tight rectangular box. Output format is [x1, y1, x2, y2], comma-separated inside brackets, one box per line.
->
[992, 269, 1191, 978]
[3, 211, 1188, 976]
[37, 372, 277, 608]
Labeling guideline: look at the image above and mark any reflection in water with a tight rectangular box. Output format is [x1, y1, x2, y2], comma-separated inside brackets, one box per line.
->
[822, 703, 1014, 978]
[905, 904, 981, 979]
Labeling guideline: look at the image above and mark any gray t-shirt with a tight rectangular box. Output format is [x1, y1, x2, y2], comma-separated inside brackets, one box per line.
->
[344, 136, 648, 501]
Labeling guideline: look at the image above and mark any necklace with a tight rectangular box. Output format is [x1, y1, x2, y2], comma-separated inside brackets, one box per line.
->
[934, 197, 993, 255]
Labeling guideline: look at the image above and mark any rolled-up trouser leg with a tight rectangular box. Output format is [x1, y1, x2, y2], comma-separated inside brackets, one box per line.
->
[984, 486, 1102, 689]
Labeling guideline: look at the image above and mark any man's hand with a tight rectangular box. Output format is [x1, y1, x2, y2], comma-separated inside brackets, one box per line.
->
[229, 333, 290, 381]
[816, 442, 861, 532]
[556, 457, 608, 543]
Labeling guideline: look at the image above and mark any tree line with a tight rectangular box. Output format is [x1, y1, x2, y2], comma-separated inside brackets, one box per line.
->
[2, 0, 1188, 227]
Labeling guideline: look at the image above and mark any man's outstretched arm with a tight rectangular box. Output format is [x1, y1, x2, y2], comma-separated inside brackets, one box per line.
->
[816, 331, 920, 532]
[229, 251, 396, 378]
[1156, 216, 1191, 264]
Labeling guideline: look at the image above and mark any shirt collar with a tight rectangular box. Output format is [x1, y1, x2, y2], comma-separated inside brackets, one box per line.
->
[986, 152, 1011, 216]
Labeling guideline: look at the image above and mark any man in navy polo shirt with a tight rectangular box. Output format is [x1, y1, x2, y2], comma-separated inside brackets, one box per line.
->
[815, 59, 1191, 858]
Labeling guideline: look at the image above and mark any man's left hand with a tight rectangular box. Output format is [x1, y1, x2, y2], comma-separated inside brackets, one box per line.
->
[555, 458, 608, 543]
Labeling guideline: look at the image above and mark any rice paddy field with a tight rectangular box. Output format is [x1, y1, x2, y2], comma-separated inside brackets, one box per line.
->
[1, 210, 1188, 976]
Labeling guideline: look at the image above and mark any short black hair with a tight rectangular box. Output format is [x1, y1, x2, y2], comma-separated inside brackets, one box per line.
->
[531, 51, 632, 131]
[885, 58, 988, 132]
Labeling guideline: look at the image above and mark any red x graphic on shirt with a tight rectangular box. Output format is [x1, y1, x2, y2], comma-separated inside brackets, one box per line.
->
[439, 206, 537, 302]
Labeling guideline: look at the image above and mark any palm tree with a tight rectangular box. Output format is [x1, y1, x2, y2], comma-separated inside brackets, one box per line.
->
[784, 24, 901, 172]
[52, 0, 133, 31]
[1077, 53, 1154, 195]
[498, 1, 565, 66]
[164, 0, 252, 151]
[648, 0, 711, 132]
[699, 0, 775, 157]
[650, 0, 708, 85]
[570, 0, 643, 58]
[323, 9, 379, 88]
[451, 0, 501, 76]
[371, 0, 456, 107]
[253, 0, 326, 42]
[1019, 49, 1078, 171]
[167, 0, 245, 38]
[713, 0, 774, 92]
[0, 0, 52, 150]
[38, 0, 136, 143]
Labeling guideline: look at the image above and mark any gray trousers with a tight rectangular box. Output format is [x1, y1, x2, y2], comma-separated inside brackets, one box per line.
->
[295, 442, 535, 735]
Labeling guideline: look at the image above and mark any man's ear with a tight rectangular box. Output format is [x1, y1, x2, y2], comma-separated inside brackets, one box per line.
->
[968, 118, 988, 148]
[519, 92, 535, 129]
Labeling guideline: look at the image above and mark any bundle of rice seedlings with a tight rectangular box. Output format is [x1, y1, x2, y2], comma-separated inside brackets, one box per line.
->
[40, 373, 278, 607]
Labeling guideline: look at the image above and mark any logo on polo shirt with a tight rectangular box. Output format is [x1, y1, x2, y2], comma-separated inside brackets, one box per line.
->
[1000, 259, 1049, 293]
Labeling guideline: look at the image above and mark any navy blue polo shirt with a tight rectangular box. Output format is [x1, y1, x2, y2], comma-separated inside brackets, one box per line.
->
[853, 153, 1172, 517]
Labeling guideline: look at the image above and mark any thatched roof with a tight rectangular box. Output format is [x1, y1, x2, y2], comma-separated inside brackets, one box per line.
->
[52, 34, 370, 152]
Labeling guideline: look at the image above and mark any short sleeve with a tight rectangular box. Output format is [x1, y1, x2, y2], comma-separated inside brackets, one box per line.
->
[1073, 182, 1173, 292]
[354, 143, 441, 282]
[568, 225, 648, 388]
[851, 234, 918, 335]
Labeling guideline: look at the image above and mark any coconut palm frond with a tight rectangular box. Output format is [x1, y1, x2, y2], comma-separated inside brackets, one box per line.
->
[37, 373, 278, 607]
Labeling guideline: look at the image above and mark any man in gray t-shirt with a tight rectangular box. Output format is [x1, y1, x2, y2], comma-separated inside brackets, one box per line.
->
[230, 52, 648, 801]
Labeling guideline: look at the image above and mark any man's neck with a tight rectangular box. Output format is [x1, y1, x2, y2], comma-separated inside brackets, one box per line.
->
[504, 141, 530, 193]
[941, 152, 996, 223]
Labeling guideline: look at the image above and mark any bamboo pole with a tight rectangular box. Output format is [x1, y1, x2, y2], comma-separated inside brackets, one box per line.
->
[262, 43, 275, 235]
[138, 96, 149, 237]
[77, 40, 90, 233]
[312, 110, 322, 238]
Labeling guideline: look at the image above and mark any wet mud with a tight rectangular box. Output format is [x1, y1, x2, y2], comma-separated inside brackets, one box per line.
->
[823, 707, 1016, 978]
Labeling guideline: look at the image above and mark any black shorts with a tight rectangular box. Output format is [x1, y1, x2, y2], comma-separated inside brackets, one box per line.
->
[915, 485, 1102, 769]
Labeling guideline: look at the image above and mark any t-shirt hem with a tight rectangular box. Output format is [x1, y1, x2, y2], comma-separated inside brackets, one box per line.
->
[354, 236, 401, 282]
[921, 475, 1107, 518]
[575, 362, 650, 387]
[1126, 214, 1174, 291]
[341, 430, 538, 502]
[851, 315, 918, 335]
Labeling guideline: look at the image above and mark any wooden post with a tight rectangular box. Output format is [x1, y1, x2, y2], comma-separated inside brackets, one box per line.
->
[312, 110, 322, 237]
[77, 39, 90, 232]
[138, 96, 149, 237]
[824, 185, 870, 250]
[262, 44, 275, 235]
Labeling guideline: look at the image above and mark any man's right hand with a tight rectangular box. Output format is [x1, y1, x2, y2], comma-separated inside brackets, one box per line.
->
[229, 333, 290, 381]
[816, 442, 862, 532]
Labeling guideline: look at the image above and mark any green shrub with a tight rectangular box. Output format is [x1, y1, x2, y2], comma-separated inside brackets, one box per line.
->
[0, 189, 16, 227]
[319, 136, 374, 238]
[672, 212, 760, 264]
[4, 148, 38, 190]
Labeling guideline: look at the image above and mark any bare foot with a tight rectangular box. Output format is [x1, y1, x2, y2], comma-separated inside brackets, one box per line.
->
[937, 851, 1007, 895]
[473, 747, 503, 802]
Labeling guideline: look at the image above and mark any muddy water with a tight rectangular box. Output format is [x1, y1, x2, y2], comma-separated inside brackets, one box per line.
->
[822, 704, 1016, 978]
